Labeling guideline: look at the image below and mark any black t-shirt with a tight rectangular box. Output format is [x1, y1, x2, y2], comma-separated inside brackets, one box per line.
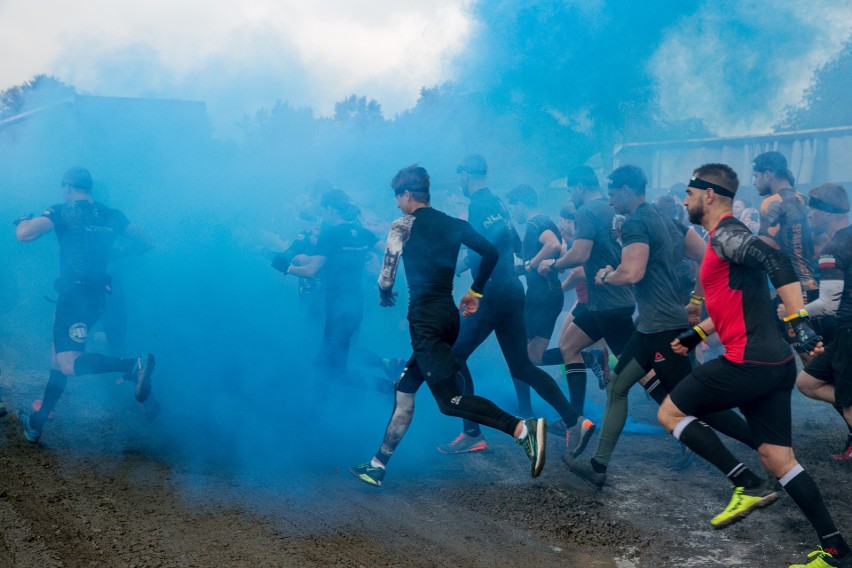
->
[620, 202, 688, 333]
[818, 225, 852, 329]
[315, 222, 378, 305]
[467, 188, 524, 298]
[44, 200, 129, 287]
[574, 197, 635, 311]
[522, 214, 561, 292]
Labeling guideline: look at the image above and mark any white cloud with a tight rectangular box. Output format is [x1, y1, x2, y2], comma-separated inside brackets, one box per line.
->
[0, 1, 473, 129]
[650, 0, 852, 136]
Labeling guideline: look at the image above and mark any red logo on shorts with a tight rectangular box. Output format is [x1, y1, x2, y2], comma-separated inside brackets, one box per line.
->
[654, 352, 665, 363]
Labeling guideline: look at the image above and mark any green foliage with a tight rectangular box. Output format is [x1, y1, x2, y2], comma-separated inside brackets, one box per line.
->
[778, 36, 852, 131]
[0, 75, 76, 120]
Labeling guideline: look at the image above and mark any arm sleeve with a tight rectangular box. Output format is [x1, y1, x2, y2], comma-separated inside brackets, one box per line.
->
[806, 245, 846, 316]
[711, 223, 798, 288]
[378, 216, 414, 291]
[462, 221, 498, 295]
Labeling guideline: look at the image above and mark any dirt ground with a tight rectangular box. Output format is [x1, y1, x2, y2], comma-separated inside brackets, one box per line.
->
[0, 358, 850, 568]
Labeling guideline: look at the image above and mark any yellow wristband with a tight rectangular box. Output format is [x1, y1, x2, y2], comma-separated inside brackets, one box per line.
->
[693, 325, 708, 341]
[468, 288, 483, 299]
[782, 309, 808, 323]
[689, 297, 703, 306]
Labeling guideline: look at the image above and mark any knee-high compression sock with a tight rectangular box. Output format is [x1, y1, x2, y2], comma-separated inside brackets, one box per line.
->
[780, 464, 851, 558]
[512, 378, 533, 417]
[30, 370, 67, 431]
[374, 390, 415, 466]
[643, 377, 667, 405]
[564, 363, 587, 416]
[673, 417, 762, 489]
[699, 410, 758, 450]
[541, 348, 565, 366]
[72, 353, 136, 376]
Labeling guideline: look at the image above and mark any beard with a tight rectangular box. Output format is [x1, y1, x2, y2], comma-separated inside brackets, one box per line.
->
[687, 201, 705, 225]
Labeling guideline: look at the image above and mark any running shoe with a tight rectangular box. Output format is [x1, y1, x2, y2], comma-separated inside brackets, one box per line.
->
[517, 418, 546, 478]
[348, 462, 385, 487]
[437, 432, 488, 454]
[566, 416, 596, 458]
[18, 410, 42, 443]
[710, 477, 780, 529]
[563, 456, 606, 489]
[789, 547, 852, 567]
[830, 441, 852, 462]
[132, 354, 155, 403]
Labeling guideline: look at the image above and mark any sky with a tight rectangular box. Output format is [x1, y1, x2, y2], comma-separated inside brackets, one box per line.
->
[1, 1, 851, 136]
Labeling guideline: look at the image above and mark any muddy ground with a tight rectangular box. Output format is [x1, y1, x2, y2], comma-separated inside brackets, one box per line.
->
[0, 355, 850, 568]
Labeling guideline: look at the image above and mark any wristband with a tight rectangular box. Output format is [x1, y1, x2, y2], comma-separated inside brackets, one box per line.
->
[783, 309, 809, 323]
[468, 288, 483, 298]
[689, 294, 704, 306]
[693, 325, 708, 341]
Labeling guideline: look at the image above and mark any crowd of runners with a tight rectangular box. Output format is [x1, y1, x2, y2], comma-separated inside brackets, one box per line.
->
[7, 149, 852, 568]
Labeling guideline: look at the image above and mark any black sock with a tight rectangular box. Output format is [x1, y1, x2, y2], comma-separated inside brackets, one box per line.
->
[590, 458, 607, 474]
[643, 378, 667, 405]
[541, 348, 565, 366]
[676, 418, 760, 489]
[564, 363, 586, 416]
[73, 353, 136, 376]
[780, 465, 850, 558]
[30, 370, 67, 431]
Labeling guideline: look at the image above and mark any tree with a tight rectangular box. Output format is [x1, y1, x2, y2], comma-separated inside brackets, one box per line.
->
[778, 37, 852, 131]
[332, 95, 384, 127]
[0, 75, 76, 120]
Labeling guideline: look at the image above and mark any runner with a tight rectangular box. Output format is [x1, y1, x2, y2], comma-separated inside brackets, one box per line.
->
[565, 165, 753, 488]
[348, 165, 546, 487]
[15, 167, 156, 443]
[437, 155, 592, 457]
[792, 183, 852, 462]
[658, 163, 850, 568]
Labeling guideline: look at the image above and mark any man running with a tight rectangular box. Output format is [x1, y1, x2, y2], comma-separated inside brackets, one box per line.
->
[348, 165, 546, 487]
[658, 163, 850, 568]
[15, 167, 155, 443]
[437, 154, 592, 457]
[538, 165, 635, 425]
[565, 165, 753, 488]
[792, 183, 852, 462]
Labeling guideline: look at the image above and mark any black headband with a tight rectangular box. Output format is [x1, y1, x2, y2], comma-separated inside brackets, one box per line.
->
[688, 177, 736, 198]
[809, 196, 849, 214]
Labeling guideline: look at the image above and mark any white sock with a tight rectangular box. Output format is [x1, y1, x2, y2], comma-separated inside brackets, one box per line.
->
[516, 422, 529, 439]
[370, 457, 386, 469]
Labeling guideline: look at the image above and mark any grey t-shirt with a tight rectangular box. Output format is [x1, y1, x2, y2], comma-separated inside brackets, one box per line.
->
[620, 202, 688, 333]
[574, 197, 635, 312]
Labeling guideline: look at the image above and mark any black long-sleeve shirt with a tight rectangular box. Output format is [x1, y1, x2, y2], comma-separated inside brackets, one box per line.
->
[379, 207, 498, 303]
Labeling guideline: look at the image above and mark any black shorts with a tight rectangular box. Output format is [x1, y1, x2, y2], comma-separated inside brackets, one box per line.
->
[53, 285, 106, 354]
[397, 298, 461, 394]
[613, 328, 693, 391]
[572, 306, 635, 356]
[670, 357, 796, 447]
[803, 327, 852, 408]
[524, 286, 564, 340]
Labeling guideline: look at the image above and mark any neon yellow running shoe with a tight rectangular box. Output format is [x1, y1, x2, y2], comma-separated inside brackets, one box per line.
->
[710, 478, 780, 529]
[789, 546, 852, 567]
